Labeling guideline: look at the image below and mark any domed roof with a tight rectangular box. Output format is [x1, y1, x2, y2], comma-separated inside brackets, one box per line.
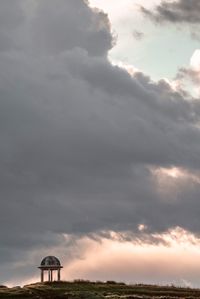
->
[40, 256, 61, 267]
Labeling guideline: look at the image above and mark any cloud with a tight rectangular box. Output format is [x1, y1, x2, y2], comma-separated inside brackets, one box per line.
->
[176, 50, 200, 92]
[0, 1, 25, 51]
[7, 229, 200, 287]
[140, 0, 200, 39]
[1, 0, 200, 285]
[140, 0, 200, 24]
[61, 229, 200, 287]
[132, 30, 145, 41]
[31, 0, 113, 56]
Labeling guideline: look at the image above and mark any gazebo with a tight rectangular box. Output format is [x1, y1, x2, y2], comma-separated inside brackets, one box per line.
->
[38, 256, 63, 282]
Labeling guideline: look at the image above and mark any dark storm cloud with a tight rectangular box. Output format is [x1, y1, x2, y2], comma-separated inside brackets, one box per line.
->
[31, 0, 113, 56]
[1, 0, 200, 283]
[140, 0, 200, 24]
[0, 1, 25, 51]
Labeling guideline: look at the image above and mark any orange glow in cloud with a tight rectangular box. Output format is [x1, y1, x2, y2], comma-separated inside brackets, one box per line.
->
[6, 228, 200, 288]
[152, 167, 185, 179]
[159, 167, 183, 179]
[149, 166, 200, 202]
[61, 228, 200, 287]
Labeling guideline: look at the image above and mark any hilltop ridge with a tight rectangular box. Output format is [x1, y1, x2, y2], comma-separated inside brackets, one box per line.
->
[0, 280, 200, 299]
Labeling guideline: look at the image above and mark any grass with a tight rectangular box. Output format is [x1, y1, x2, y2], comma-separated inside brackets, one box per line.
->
[0, 280, 200, 299]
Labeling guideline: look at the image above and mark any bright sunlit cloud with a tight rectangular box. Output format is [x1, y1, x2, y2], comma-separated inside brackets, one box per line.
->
[89, 0, 161, 13]
[190, 49, 200, 71]
[152, 166, 200, 183]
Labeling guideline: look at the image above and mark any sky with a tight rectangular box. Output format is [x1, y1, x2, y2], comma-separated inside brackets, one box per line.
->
[2, 0, 200, 288]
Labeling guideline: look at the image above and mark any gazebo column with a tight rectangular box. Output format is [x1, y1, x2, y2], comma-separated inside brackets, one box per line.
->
[41, 269, 44, 283]
[58, 269, 61, 281]
[48, 269, 51, 282]
[51, 270, 53, 282]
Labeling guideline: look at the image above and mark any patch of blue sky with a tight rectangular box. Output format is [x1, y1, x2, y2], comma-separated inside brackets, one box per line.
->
[109, 24, 200, 81]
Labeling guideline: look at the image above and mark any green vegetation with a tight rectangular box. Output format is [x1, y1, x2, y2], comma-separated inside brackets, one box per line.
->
[1, 280, 200, 299]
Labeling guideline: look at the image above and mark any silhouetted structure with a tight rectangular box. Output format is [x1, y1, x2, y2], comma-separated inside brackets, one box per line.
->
[38, 256, 63, 282]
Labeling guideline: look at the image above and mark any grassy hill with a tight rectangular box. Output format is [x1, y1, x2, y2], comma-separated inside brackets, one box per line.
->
[1, 280, 200, 299]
